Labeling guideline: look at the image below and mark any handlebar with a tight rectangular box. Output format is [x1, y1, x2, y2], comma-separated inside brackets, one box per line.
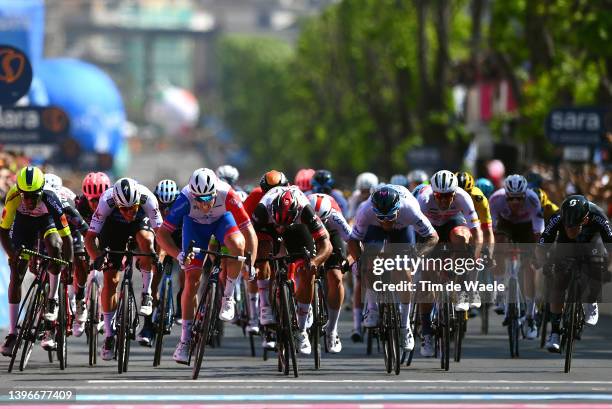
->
[255, 248, 312, 264]
[19, 246, 71, 266]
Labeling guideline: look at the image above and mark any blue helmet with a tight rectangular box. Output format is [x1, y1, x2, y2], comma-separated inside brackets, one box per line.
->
[475, 178, 494, 198]
[389, 174, 409, 187]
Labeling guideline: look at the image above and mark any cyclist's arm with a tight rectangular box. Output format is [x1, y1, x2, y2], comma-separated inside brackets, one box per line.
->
[458, 191, 483, 258]
[472, 190, 495, 255]
[0, 227, 14, 260]
[405, 195, 439, 257]
[158, 193, 190, 259]
[85, 192, 113, 261]
[44, 191, 74, 262]
[300, 204, 332, 267]
[0, 187, 19, 259]
[226, 189, 257, 268]
[528, 190, 545, 240]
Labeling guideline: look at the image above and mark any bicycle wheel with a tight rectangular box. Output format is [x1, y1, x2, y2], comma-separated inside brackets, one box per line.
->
[454, 311, 466, 362]
[154, 278, 171, 367]
[390, 303, 401, 375]
[281, 282, 299, 378]
[563, 301, 577, 373]
[481, 302, 489, 335]
[366, 329, 373, 355]
[539, 303, 549, 349]
[380, 305, 392, 374]
[192, 282, 216, 380]
[9, 282, 40, 373]
[440, 302, 450, 371]
[57, 282, 68, 370]
[117, 284, 130, 374]
[508, 304, 520, 358]
[312, 281, 321, 370]
[87, 281, 99, 367]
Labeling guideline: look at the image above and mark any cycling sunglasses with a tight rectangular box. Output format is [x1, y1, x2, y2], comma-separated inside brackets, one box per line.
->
[433, 192, 454, 200]
[506, 195, 525, 202]
[376, 211, 398, 222]
[195, 193, 216, 203]
[20, 190, 43, 201]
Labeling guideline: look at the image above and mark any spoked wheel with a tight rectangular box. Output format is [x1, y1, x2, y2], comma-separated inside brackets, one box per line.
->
[390, 304, 401, 375]
[57, 282, 68, 370]
[280, 283, 299, 378]
[87, 281, 99, 367]
[563, 302, 577, 373]
[9, 283, 41, 373]
[117, 284, 132, 374]
[311, 281, 321, 370]
[439, 302, 450, 371]
[508, 304, 520, 358]
[539, 304, 549, 349]
[192, 283, 217, 380]
[454, 310, 467, 362]
[154, 279, 171, 367]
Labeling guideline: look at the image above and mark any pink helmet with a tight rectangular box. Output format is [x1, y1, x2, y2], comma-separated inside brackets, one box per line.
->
[82, 172, 111, 200]
[294, 168, 315, 192]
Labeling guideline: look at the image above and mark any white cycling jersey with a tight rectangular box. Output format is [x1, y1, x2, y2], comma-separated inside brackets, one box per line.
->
[489, 188, 544, 233]
[347, 190, 370, 221]
[89, 184, 163, 233]
[417, 184, 480, 229]
[326, 208, 352, 241]
[350, 184, 435, 241]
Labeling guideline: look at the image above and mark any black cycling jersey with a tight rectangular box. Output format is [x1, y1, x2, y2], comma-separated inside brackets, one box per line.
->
[539, 202, 612, 244]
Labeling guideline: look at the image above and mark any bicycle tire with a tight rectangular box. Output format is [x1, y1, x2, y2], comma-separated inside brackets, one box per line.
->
[391, 303, 401, 375]
[481, 302, 489, 335]
[441, 302, 450, 371]
[540, 304, 549, 349]
[564, 302, 577, 373]
[57, 282, 67, 370]
[281, 282, 299, 378]
[508, 305, 520, 358]
[366, 329, 373, 355]
[154, 278, 171, 367]
[10, 282, 40, 373]
[192, 282, 216, 380]
[381, 305, 391, 374]
[312, 281, 321, 370]
[454, 311, 466, 362]
[117, 283, 130, 374]
[87, 281, 99, 367]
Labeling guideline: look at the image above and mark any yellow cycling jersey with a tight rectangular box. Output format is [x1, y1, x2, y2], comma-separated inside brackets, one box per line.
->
[465, 186, 492, 227]
[0, 185, 71, 237]
[541, 194, 560, 222]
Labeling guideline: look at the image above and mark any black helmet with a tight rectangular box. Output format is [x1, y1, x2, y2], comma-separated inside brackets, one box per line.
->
[561, 195, 590, 227]
[456, 171, 475, 191]
[271, 188, 300, 226]
[312, 169, 334, 193]
[260, 170, 289, 193]
[371, 186, 400, 217]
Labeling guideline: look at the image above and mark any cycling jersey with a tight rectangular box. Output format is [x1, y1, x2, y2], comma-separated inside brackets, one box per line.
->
[417, 185, 480, 229]
[75, 194, 95, 225]
[163, 181, 250, 233]
[533, 188, 560, 222]
[463, 186, 492, 228]
[325, 208, 352, 241]
[350, 185, 436, 241]
[53, 187, 88, 236]
[252, 185, 328, 241]
[347, 190, 370, 221]
[540, 202, 612, 244]
[89, 185, 163, 234]
[0, 185, 70, 237]
[243, 186, 265, 217]
[489, 188, 544, 234]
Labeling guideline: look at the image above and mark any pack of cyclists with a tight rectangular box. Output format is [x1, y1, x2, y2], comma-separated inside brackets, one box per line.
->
[0, 163, 609, 374]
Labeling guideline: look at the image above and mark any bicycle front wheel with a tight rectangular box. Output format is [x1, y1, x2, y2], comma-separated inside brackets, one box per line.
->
[154, 278, 171, 367]
[87, 281, 99, 367]
[563, 302, 576, 373]
[281, 282, 299, 378]
[192, 282, 216, 380]
[57, 282, 68, 370]
[117, 284, 131, 374]
[312, 280, 321, 370]
[10, 282, 41, 373]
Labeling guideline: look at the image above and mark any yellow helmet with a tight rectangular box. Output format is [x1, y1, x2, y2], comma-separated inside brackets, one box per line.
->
[16, 166, 45, 192]
[455, 171, 475, 191]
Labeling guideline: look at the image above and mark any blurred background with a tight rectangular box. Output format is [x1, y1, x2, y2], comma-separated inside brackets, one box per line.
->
[1, 0, 612, 199]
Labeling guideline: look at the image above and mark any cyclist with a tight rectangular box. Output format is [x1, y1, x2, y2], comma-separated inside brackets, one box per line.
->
[156, 168, 254, 365]
[348, 184, 439, 354]
[252, 186, 332, 354]
[136, 179, 182, 347]
[44, 173, 90, 338]
[407, 169, 428, 191]
[532, 187, 559, 224]
[475, 177, 495, 199]
[295, 168, 316, 193]
[76, 172, 112, 225]
[415, 170, 482, 356]
[0, 166, 73, 355]
[489, 174, 544, 339]
[216, 165, 241, 191]
[243, 170, 289, 341]
[311, 169, 349, 217]
[85, 178, 163, 360]
[348, 172, 379, 221]
[390, 174, 409, 188]
[308, 193, 352, 353]
[537, 195, 612, 353]
[456, 171, 494, 308]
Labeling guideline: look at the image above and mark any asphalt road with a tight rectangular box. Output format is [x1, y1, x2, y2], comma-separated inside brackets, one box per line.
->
[1, 303, 612, 407]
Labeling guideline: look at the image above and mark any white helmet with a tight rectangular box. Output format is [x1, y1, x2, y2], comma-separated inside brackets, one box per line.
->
[189, 168, 217, 196]
[430, 170, 458, 194]
[308, 193, 333, 221]
[504, 174, 528, 196]
[155, 179, 179, 204]
[216, 165, 239, 186]
[407, 169, 428, 185]
[113, 178, 141, 207]
[355, 172, 379, 191]
[44, 173, 63, 192]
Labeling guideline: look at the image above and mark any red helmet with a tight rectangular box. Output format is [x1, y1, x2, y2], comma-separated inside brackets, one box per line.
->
[82, 172, 111, 200]
[294, 168, 315, 192]
[271, 189, 300, 226]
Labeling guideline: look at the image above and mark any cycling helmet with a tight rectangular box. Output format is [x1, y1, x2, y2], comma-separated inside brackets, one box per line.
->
[407, 169, 428, 185]
[390, 174, 409, 187]
[526, 172, 543, 189]
[44, 173, 63, 192]
[271, 188, 300, 226]
[308, 193, 333, 221]
[260, 170, 289, 192]
[475, 177, 494, 198]
[189, 168, 217, 197]
[504, 174, 528, 197]
[311, 169, 334, 193]
[355, 172, 379, 191]
[16, 166, 45, 192]
[371, 186, 401, 217]
[82, 172, 111, 200]
[216, 165, 239, 186]
[155, 179, 179, 204]
[561, 195, 590, 228]
[456, 171, 475, 192]
[113, 178, 141, 207]
[294, 168, 315, 192]
[430, 170, 458, 194]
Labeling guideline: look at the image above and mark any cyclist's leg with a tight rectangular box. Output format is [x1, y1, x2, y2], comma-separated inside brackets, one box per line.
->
[215, 212, 245, 321]
[133, 219, 156, 316]
[72, 232, 88, 325]
[325, 231, 344, 336]
[545, 248, 569, 352]
[361, 225, 388, 327]
[389, 227, 416, 350]
[255, 236, 274, 325]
